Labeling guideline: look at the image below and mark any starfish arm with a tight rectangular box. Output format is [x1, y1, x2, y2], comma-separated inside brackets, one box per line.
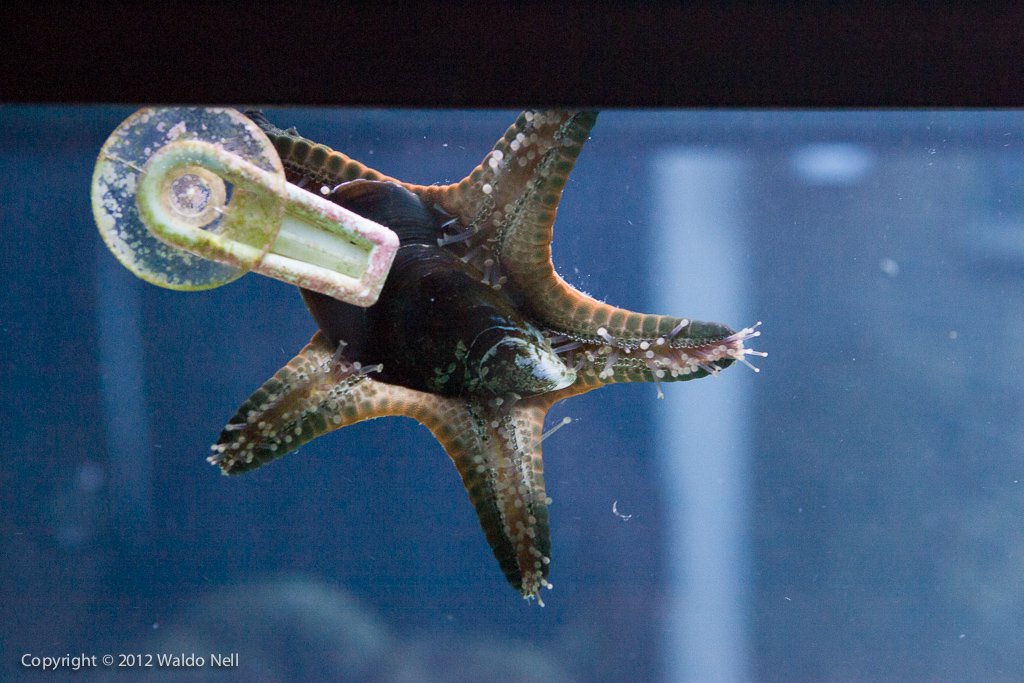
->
[433, 111, 762, 365]
[208, 331, 554, 599]
[427, 397, 553, 602]
[547, 321, 765, 393]
[423, 110, 598, 247]
[426, 110, 768, 383]
[208, 332, 475, 476]
[246, 111, 456, 197]
[469, 113, 722, 343]
[208, 332, 390, 473]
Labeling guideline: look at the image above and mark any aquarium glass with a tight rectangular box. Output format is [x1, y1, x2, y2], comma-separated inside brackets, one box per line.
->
[2, 107, 1022, 682]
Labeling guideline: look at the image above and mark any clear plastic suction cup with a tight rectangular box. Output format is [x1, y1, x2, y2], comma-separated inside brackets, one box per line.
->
[91, 107, 286, 290]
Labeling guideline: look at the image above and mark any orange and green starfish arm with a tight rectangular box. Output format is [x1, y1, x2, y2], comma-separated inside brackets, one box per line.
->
[209, 332, 556, 601]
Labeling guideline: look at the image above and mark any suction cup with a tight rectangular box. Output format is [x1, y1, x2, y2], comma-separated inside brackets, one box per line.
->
[91, 107, 286, 290]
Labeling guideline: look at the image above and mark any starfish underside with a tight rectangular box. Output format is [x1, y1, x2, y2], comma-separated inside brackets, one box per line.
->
[209, 110, 763, 602]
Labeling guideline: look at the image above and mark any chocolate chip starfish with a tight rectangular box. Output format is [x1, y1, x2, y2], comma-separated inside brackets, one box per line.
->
[208, 110, 763, 603]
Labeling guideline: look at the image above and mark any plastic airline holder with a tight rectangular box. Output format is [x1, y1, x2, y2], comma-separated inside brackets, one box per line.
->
[91, 107, 399, 307]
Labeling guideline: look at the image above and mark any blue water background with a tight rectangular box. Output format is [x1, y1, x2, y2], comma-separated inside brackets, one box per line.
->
[2, 107, 1023, 681]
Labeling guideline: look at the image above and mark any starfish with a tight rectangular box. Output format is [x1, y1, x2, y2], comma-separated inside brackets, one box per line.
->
[207, 110, 763, 603]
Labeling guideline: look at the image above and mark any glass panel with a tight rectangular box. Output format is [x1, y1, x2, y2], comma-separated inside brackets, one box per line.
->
[2, 106, 1021, 682]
